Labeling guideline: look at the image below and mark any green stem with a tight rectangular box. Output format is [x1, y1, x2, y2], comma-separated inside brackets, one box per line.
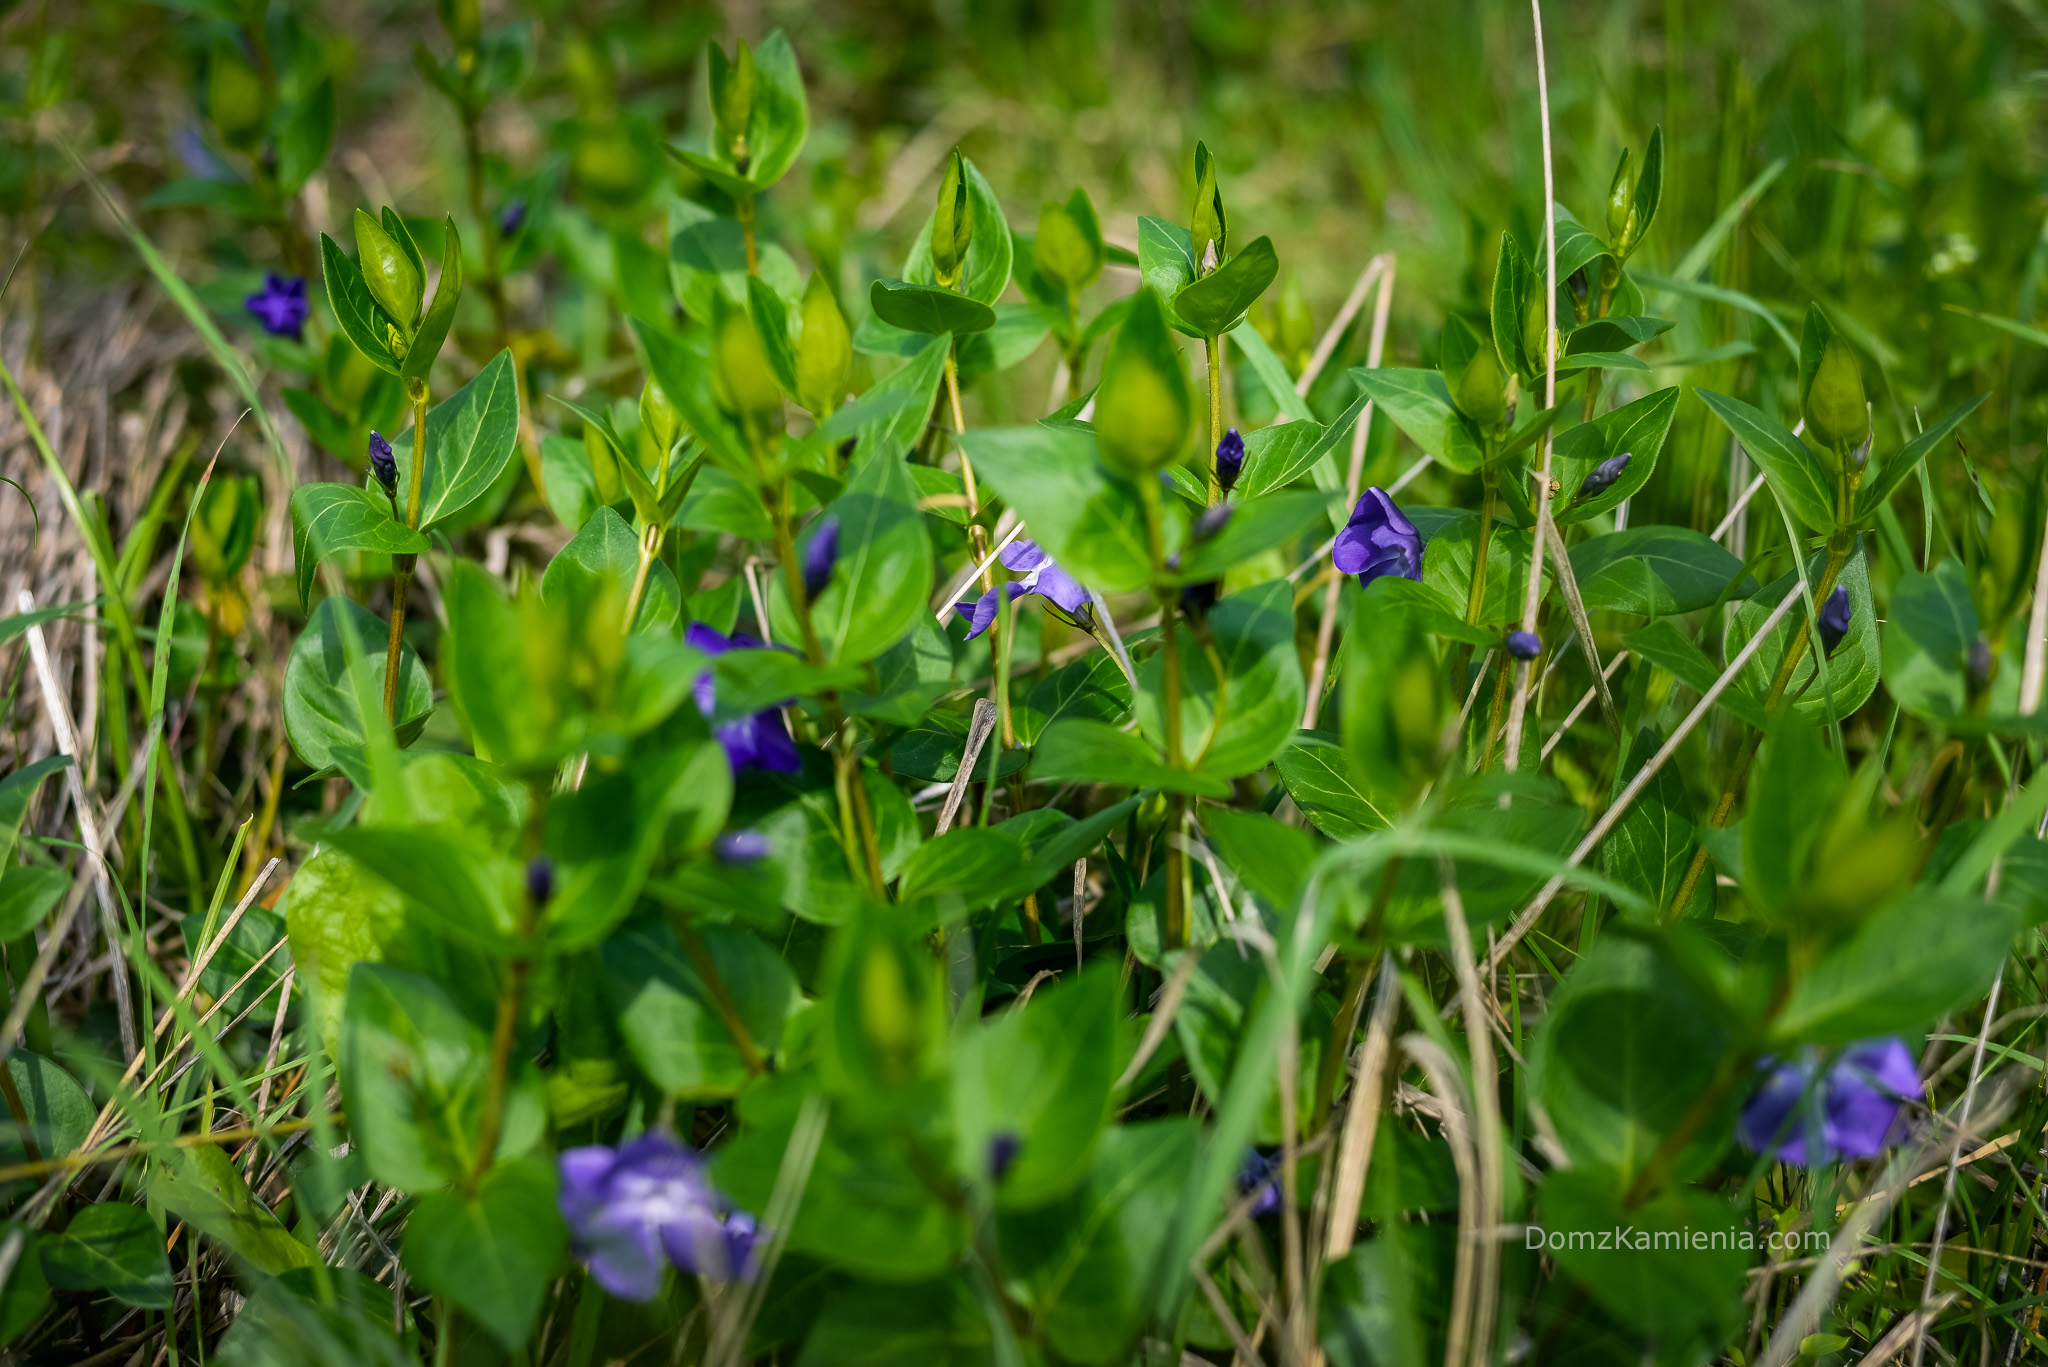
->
[678, 921, 766, 1073]
[621, 522, 661, 633]
[1141, 480, 1189, 950]
[469, 782, 546, 1195]
[386, 384, 429, 721]
[1466, 466, 1497, 625]
[1204, 334, 1223, 501]
[737, 195, 759, 276]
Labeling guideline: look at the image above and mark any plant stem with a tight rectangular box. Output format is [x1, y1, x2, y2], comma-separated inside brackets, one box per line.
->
[385, 384, 430, 721]
[737, 195, 759, 275]
[679, 921, 766, 1073]
[470, 784, 547, 1194]
[621, 521, 661, 633]
[1141, 480, 1188, 950]
[1466, 466, 1497, 625]
[1204, 334, 1223, 501]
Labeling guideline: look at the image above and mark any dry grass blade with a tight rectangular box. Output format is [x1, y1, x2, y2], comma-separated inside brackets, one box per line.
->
[934, 697, 999, 835]
[1908, 967, 2004, 1367]
[1401, 1033, 1480, 1367]
[708, 1093, 829, 1367]
[1118, 949, 1202, 1090]
[1326, 956, 1400, 1259]
[1439, 862, 1502, 1367]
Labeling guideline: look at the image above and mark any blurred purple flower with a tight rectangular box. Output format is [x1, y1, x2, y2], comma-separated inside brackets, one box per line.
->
[1237, 1148, 1280, 1218]
[802, 515, 840, 600]
[368, 431, 397, 491]
[558, 1133, 758, 1300]
[1192, 503, 1232, 541]
[1818, 585, 1852, 656]
[685, 623, 801, 776]
[499, 197, 528, 237]
[245, 273, 309, 341]
[955, 539, 1093, 639]
[714, 829, 771, 864]
[1215, 428, 1245, 492]
[526, 855, 554, 907]
[174, 126, 235, 183]
[988, 1131, 1021, 1182]
[1738, 1037, 1919, 1164]
[1332, 488, 1422, 588]
[1505, 630, 1542, 661]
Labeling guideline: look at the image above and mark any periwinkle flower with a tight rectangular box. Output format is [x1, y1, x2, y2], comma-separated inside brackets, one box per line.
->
[1579, 452, 1632, 499]
[956, 539, 1093, 641]
[801, 515, 840, 600]
[1505, 630, 1542, 661]
[988, 1132, 1021, 1182]
[685, 623, 801, 776]
[1332, 488, 1423, 588]
[499, 197, 528, 237]
[558, 1133, 759, 1301]
[526, 855, 555, 908]
[368, 430, 397, 491]
[1818, 585, 1852, 656]
[244, 273, 309, 341]
[714, 829, 771, 865]
[1237, 1148, 1280, 1218]
[1215, 428, 1245, 492]
[1738, 1037, 1919, 1164]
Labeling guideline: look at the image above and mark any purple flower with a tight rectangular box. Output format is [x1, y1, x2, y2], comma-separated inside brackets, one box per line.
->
[802, 515, 839, 600]
[245, 273, 309, 341]
[1738, 1037, 1919, 1164]
[526, 855, 554, 907]
[955, 539, 1093, 640]
[499, 197, 528, 237]
[558, 1133, 758, 1300]
[685, 623, 802, 776]
[368, 431, 397, 491]
[1215, 428, 1245, 492]
[1505, 630, 1542, 661]
[988, 1132, 1021, 1182]
[1237, 1148, 1280, 1218]
[1818, 585, 1852, 656]
[1332, 488, 1423, 588]
[714, 829, 771, 864]
[1579, 452, 1631, 499]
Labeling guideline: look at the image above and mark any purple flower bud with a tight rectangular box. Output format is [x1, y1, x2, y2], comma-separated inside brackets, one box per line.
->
[1333, 488, 1423, 588]
[1969, 638, 1992, 685]
[526, 855, 555, 908]
[498, 197, 527, 237]
[714, 829, 771, 864]
[368, 430, 397, 491]
[1193, 503, 1232, 541]
[1180, 580, 1220, 617]
[1215, 428, 1245, 492]
[1579, 451, 1632, 499]
[244, 273, 309, 341]
[1237, 1148, 1280, 1218]
[1818, 585, 1852, 656]
[1738, 1037, 1918, 1164]
[558, 1134, 759, 1299]
[1505, 630, 1542, 661]
[801, 515, 840, 600]
[988, 1131, 1021, 1182]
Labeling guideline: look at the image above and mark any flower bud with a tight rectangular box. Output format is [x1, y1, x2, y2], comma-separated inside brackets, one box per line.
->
[1190, 142, 1227, 275]
[1193, 503, 1232, 540]
[526, 855, 555, 908]
[802, 515, 839, 599]
[988, 1132, 1021, 1182]
[931, 150, 974, 290]
[1214, 428, 1245, 492]
[712, 301, 785, 431]
[710, 39, 757, 169]
[1180, 579, 1220, 617]
[639, 378, 681, 457]
[1969, 638, 1992, 686]
[1505, 629, 1542, 661]
[1579, 452, 1631, 499]
[1520, 284, 1551, 377]
[1818, 585, 1852, 656]
[1606, 148, 1638, 250]
[354, 209, 422, 331]
[368, 430, 397, 491]
[1801, 324, 1869, 457]
[207, 41, 268, 151]
[793, 273, 852, 416]
[1034, 193, 1102, 295]
[1093, 288, 1195, 478]
[1566, 268, 1590, 318]
[498, 198, 528, 238]
[714, 829, 771, 864]
[1453, 345, 1509, 431]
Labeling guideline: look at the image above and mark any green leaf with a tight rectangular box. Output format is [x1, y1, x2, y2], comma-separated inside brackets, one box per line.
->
[1623, 619, 1769, 730]
[1173, 236, 1278, 337]
[1175, 490, 1329, 582]
[955, 966, 1123, 1209]
[0, 1223, 47, 1344]
[1540, 1166, 1747, 1343]
[1775, 890, 2021, 1044]
[149, 1145, 313, 1276]
[792, 450, 934, 664]
[602, 922, 796, 1097]
[869, 279, 996, 336]
[634, 319, 753, 476]
[1599, 729, 1711, 920]
[1882, 558, 1979, 721]
[1350, 370, 1485, 475]
[1563, 315, 1673, 354]
[1273, 731, 1390, 837]
[1550, 386, 1679, 525]
[794, 1278, 992, 1365]
[960, 426, 1153, 595]
[541, 506, 681, 635]
[320, 233, 400, 374]
[288, 483, 428, 610]
[1570, 527, 1755, 616]
[0, 754, 68, 870]
[741, 30, 810, 189]
[40, 1204, 173, 1308]
[1031, 719, 1228, 797]
[1694, 389, 1836, 534]
[403, 1155, 565, 1349]
[1202, 808, 1320, 910]
[338, 963, 545, 1191]
[324, 824, 519, 953]
[1855, 394, 1988, 520]
[898, 828, 1031, 915]
[0, 867, 64, 942]
[280, 848, 408, 1055]
[1136, 216, 1197, 334]
[1233, 390, 1372, 499]
[283, 596, 431, 773]
[1729, 542, 1879, 726]
[1137, 581, 1303, 778]
[902, 153, 1013, 306]
[0, 1052, 92, 1174]
[274, 80, 335, 193]
[390, 349, 521, 531]
[1015, 652, 1130, 746]
[747, 274, 799, 395]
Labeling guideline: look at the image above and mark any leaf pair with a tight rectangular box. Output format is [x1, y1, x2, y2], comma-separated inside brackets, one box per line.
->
[321, 208, 462, 382]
